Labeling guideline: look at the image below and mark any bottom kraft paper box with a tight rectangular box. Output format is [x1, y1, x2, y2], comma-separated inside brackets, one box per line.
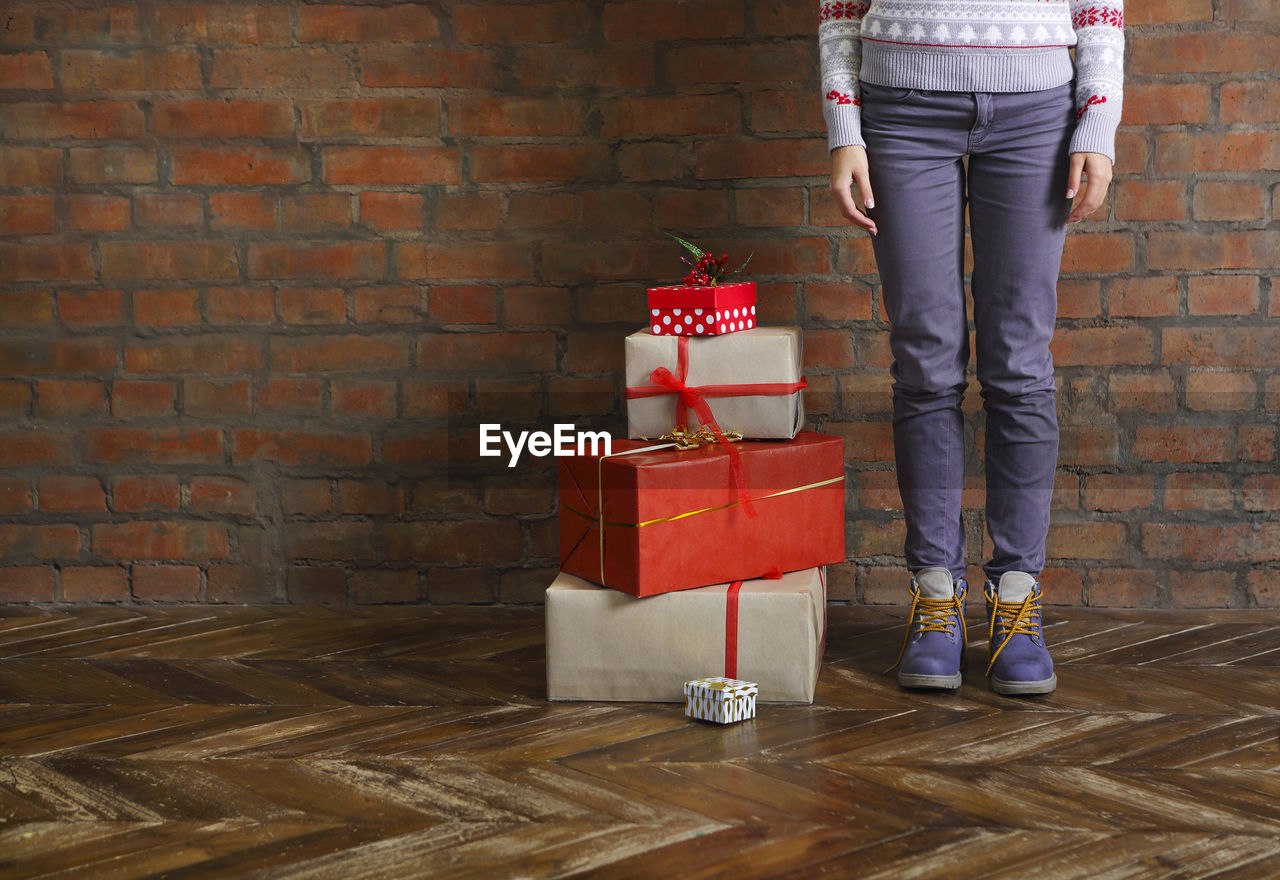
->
[545, 566, 826, 704]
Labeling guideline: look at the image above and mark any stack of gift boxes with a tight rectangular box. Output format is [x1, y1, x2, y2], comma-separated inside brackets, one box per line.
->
[545, 257, 847, 720]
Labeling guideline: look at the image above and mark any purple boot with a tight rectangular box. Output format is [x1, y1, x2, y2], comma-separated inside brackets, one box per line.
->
[984, 572, 1057, 695]
[887, 567, 967, 689]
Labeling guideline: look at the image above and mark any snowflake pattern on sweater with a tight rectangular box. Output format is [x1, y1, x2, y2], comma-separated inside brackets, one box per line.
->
[819, 0, 1124, 160]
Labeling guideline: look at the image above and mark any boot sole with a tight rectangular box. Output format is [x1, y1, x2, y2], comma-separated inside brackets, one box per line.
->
[990, 673, 1057, 695]
[898, 671, 962, 689]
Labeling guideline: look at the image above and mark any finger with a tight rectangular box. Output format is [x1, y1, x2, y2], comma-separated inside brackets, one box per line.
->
[830, 177, 877, 235]
[853, 166, 876, 211]
[1068, 166, 1111, 223]
[1066, 153, 1085, 199]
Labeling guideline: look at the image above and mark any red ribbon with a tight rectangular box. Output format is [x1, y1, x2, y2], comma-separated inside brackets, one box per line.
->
[626, 337, 807, 519]
[724, 568, 783, 680]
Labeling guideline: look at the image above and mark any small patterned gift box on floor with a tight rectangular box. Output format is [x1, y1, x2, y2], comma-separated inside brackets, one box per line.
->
[684, 677, 758, 724]
[646, 281, 757, 337]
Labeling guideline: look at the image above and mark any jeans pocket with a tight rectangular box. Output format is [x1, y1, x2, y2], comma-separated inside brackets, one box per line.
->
[862, 82, 920, 102]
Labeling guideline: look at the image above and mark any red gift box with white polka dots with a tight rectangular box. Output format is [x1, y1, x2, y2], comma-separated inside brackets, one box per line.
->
[646, 281, 757, 336]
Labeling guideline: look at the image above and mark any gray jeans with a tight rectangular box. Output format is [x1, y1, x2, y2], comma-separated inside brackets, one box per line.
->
[860, 80, 1075, 585]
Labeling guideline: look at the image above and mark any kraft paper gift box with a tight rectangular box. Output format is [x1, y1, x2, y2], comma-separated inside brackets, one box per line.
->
[545, 567, 826, 704]
[646, 281, 757, 337]
[557, 432, 845, 597]
[625, 326, 805, 441]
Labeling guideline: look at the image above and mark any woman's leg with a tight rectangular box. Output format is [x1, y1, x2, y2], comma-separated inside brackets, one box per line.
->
[966, 84, 1074, 584]
[861, 83, 974, 584]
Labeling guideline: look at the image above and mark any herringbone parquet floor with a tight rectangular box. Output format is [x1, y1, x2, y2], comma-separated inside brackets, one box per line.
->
[0, 602, 1277, 879]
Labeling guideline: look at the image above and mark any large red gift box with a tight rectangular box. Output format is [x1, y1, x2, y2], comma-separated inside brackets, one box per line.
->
[646, 281, 756, 336]
[558, 431, 845, 597]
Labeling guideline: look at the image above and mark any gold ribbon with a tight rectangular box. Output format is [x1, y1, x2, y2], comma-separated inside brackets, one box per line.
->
[660, 425, 744, 450]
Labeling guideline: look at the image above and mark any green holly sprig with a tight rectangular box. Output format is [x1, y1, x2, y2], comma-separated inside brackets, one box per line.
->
[666, 231, 752, 287]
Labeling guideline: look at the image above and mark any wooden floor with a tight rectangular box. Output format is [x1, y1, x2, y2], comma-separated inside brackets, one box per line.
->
[0, 603, 1277, 880]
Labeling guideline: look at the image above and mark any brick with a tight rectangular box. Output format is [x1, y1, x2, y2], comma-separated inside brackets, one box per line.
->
[0, 52, 53, 88]
[601, 96, 738, 137]
[134, 192, 203, 228]
[36, 475, 104, 513]
[1131, 33, 1276, 74]
[279, 287, 347, 323]
[248, 242, 386, 280]
[133, 289, 200, 327]
[268, 334, 408, 372]
[1083, 474, 1153, 512]
[67, 146, 156, 184]
[353, 286, 422, 324]
[281, 480, 332, 515]
[1162, 326, 1280, 367]
[210, 192, 276, 231]
[125, 335, 263, 373]
[1221, 81, 1280, 124]
[206, 288, 275, 325]
[111, 379, 178, 417]
[653, 188, 730, 229]
[580, 189, 651, 233]
[1244, 475, 1280, 512]
[337, 480, 404, 515]
[93, 521, 228, 560]
[836, 237, 877, 275]
[101, 241, 238, 281]
[0, 195, 55, 235]
[299, 4, 439, 42]
[151, 5, 293, 46]
[285, 567, 347, 604]
[507, 193, 574, 230]
[1246, 570, 1280, 609]
[455, 2, 591, 43]
[668, 41, 812, 84]
[1088, 569, 1159, 608]
[1142, 522, 1280, 564]
[451, 97, 588, 136]
[35, 378, 105, 417]
[352, 569, 420, 604]
[232, 430, 373, 466]
[67, 194, 130, 232]
[361, 47, 502, 88]
[154, 98, 294, 138]
[383, 429, 449, 464]
[498, 566, 558, 604]
[184, 378, 252, 418]
[737, 186, 804, 227]
[0, 243, 94, 283]
[1124, 0, 1211, 23]
[210, 48, 349, 89]
[57, 289, 125, 326]
[86, 427, 223, 464]
[258, 378, 323, 412]
[1223, 0, 1280, 19]
[0, 147, 60, 186]
[61, 566, 128, 602]
[331, 379, 397, 417]
[0, 101, 144, 139]
[1188, 276, 1259, 317]
[60, 48, 200, 90]
[171, 146, 309, 186]
[400, 521, 522, 565]
[323, 146, 461, 185]
[618, 142, 693, 181]
[1114, 180, 1184, 222]
[470, 144, 612, 183]
[1060, 232, 1134, 273]
[0, 338, 116, 376]
[428, 286, 497, 324]
[428, 568, 495, 604]
[1114, 134, 1148, 174]
[602, 0, 744, 40]
[131, 564, 202, 601]
[436, 193, 502, 231]
[751, 91, 824, 134]
[397, 241, 534, 281]
[503, 286, 572, 326]
[1192, 182, 1264, 221]
[1058, 426, 1120, 466]
[575, 284, 645, 324]
[1165, 472, 1233, 511]
[0, 292, 52, 329]
[0, 381, 31, 417]
[846, 518, 905, 557]
[424, 332, 557, 373]
[696, 137, 827, 179]
[0, 524, 81, 560]
[0, 566, 55, 602]
[1045, 522, 1128, 560]
[1147, 231, 1280, 271]
[1155, 132, 1280, 173]
[112, 476, 181, 512]
[1186, 370, 1256, 411]
[511, 45, 654, 88]
[1237, 426, 1275, 463]
[286, 522, 377, 561]
[1050, 327, 1153, 367]
[299, 98, 443, 138]
[1133, 425, 1237, 463]
[190, 476, 255, 514]
[826, 421, 893, 462]
[1106, 276, 1178, 318]
[360, 192, 423, 231]
[1056, 280, 1100, 319]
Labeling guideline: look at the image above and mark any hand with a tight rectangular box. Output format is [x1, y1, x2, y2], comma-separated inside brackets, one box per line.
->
[829, 145, 877, 235]
[1066, 152, 1112, 224]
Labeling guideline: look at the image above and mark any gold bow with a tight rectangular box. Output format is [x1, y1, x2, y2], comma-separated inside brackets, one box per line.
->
[659, 425, 744, 450]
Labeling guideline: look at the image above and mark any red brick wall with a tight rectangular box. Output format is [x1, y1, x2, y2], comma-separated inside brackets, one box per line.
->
[0, 1, 1275, 607]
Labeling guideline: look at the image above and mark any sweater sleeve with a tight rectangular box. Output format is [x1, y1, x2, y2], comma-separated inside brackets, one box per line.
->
[819, 1, 868, 152]
[1068, 1, 1125, 162]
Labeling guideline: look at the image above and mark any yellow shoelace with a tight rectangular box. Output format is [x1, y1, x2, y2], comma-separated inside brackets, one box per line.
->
[885, 584, 967, 674]
[986, 590, 1043, 676]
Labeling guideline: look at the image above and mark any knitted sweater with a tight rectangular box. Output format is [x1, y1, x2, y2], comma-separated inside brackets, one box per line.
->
[819, 1, 1125, 161]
